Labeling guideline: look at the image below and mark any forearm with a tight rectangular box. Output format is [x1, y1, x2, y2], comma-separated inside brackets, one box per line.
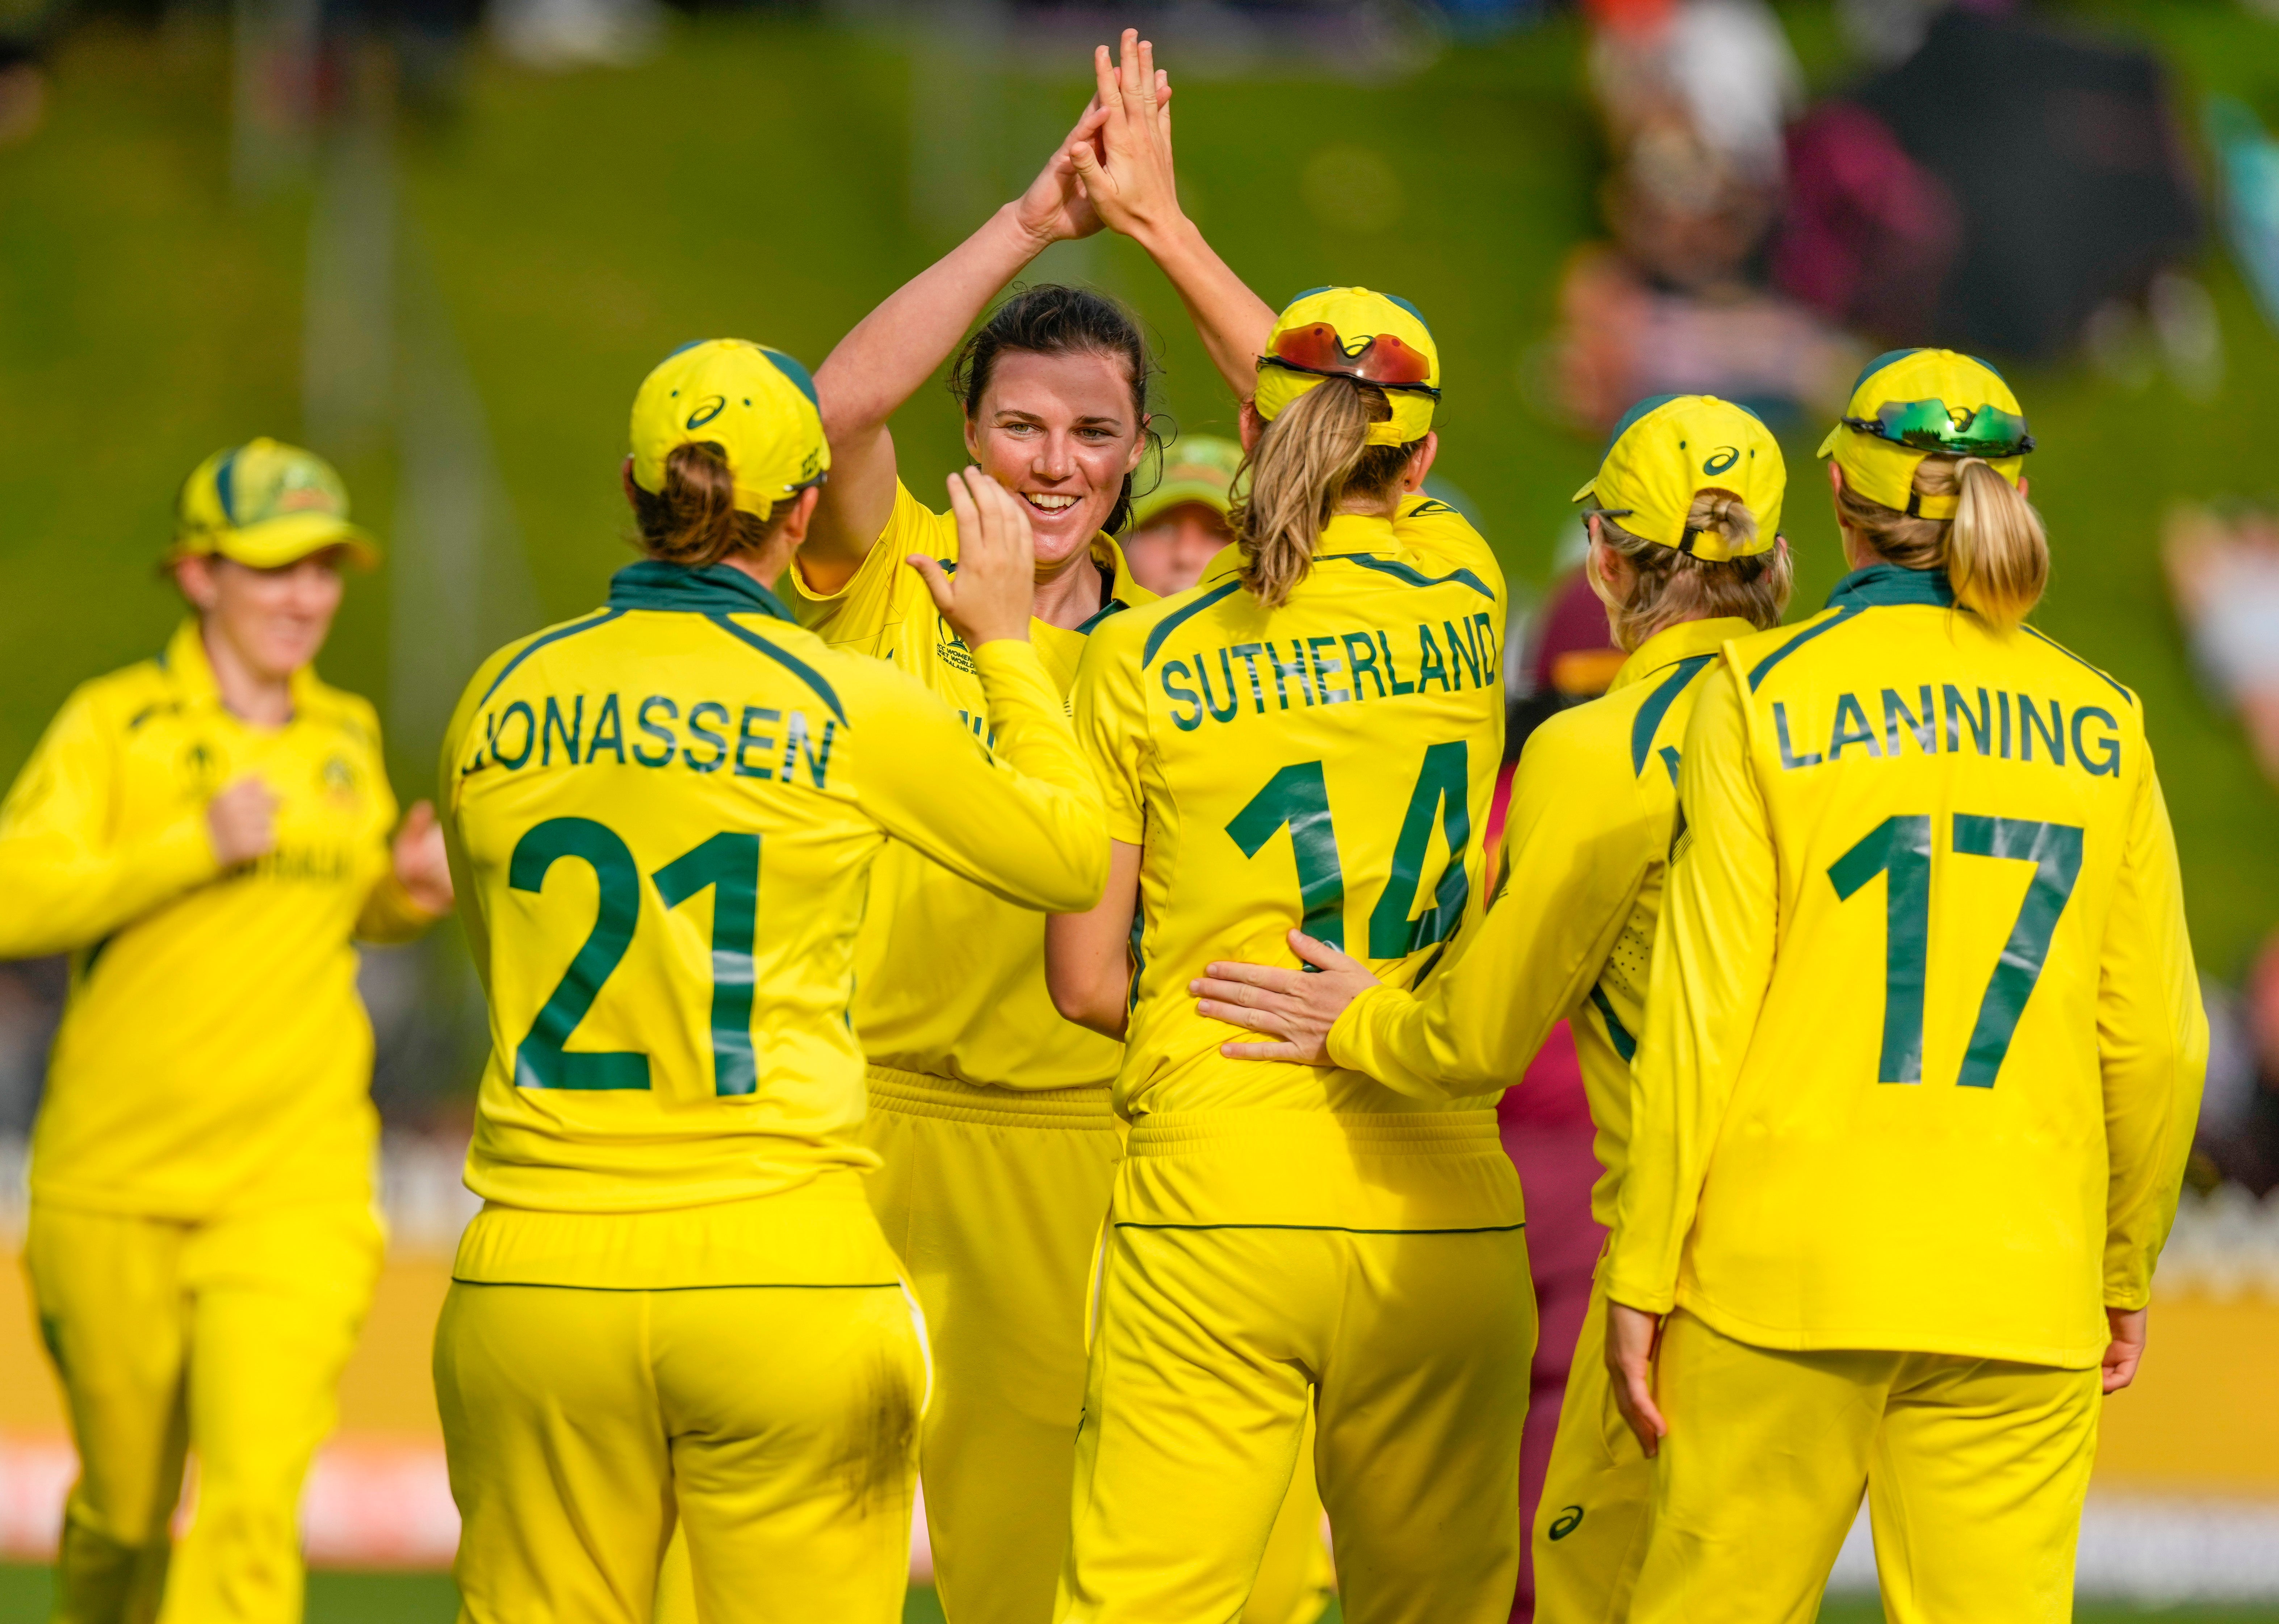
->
[818, 204, 1050, 438]
[1127, 214, 1275, 402]
[0, 815, 219, 958]
[356, 870, 444, 945]
[1044, 843, 1140, 1040]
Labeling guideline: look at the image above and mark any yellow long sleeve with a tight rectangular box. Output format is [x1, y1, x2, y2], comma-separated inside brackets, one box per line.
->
[2095, 750, 2207, 1310]
[0, 690, 221, 958]
[1606, 664, 1775, 1316]
[858, 639, 1107, 915]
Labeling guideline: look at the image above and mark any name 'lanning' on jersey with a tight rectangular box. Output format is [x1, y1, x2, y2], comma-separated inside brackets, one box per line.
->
[1609, 564, 2207, 1368]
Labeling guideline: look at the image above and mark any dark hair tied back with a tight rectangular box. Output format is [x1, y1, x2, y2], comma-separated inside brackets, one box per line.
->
[631, 441, 791, 567]
[946, 284, 1162, 536]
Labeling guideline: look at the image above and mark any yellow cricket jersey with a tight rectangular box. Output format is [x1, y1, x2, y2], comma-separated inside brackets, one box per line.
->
[0, 620, 435, 1220]
[1073, 505, 1520, 1231]
[1606, 564, 2208, 1367]
[437, 560, 1105, 1283]
[1328, 616, 1758, 1229]
[782, 481, 1145, 1093]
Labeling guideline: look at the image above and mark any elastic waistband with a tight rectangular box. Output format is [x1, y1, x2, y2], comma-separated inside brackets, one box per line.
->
[866, 1065, 1119, 1131]
[1125, 1109, 1503, 1156]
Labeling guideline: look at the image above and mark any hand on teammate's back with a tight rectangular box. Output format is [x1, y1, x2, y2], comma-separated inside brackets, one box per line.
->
[1190, 928, 1381, 1065]
[206, 776, 280, 867]
[912, 469, 1038, 649]
[1069, 30, 1179, 244]
[393, 801, 454, 916]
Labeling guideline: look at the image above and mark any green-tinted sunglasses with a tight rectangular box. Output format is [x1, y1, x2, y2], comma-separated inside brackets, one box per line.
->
[1842, 398, 2035, 459]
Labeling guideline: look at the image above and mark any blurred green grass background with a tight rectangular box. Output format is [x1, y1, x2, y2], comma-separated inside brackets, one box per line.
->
[3, 1, 2279, 980]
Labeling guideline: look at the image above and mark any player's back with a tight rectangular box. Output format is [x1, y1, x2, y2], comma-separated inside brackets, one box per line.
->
[1689, 564, 2188, 1361]
[443, 561, 1104, 1225]
[1077, 511, 1517, 1231]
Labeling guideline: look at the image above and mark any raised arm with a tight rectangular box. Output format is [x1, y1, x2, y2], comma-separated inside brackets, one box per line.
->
[804, 95, 1134, 592]
[1071, 30, 1277, 404]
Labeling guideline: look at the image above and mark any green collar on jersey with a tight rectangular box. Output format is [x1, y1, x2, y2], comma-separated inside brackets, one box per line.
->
[1825, 563, 1955, 610]
[608, 559, 796, 621]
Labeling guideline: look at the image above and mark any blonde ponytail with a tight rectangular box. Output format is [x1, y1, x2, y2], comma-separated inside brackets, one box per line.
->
[1232, 377, 1415, 609]
[1589, 491, 1792, 650]
[1834, 454, 2049, 630]
[1945, 456, 2049, 630]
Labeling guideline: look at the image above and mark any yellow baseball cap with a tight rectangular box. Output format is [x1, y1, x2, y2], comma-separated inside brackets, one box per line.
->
[630, 339, 830, 516]
[1817, 349, 2028, 521]
[171, 438, 378, 570]
[1571, 394, 1785, 561]
[1254, 286, 1439, 447]
[1130, 435, 1244, 529]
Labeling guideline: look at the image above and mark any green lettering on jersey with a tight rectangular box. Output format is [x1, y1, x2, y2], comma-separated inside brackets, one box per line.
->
[541, 695, 585, 766]
[1881, 686, 1936, 757]
[1942, 686, 1992, 756]
[493, 701, 536, 771]
[1270, 640, 1314, 709]
[1161, 659, 1204, 731]
[633, 696, 678, 767]
[1415, 625, 1451, 693]
[1445, 618, 1483, 689]
[1308, 636, 1350, 703]
[1828, 693, 1880, 760]
[1773, 702, 1821, 769]
[1199, 650, 1241, 724]
[1343, 632, 1386, 698]
[2018, 694, 2064, 765]
[733, 706, 780, 779]
[588, 693, 628, 764]
[780, 713, 835, 788]
[683, 702, 730, 773]
[1377, 630, 1416, 695]
[2071, 706, 2121, 777]
[1230, 644, 1270, 713]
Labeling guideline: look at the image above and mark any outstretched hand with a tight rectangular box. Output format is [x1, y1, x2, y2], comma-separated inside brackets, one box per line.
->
[1191, 929, 1379, 1065]
[1012, 47, 1172, 248]
[911, 468, 1037, 649]
[1068, 30, 1181, 244]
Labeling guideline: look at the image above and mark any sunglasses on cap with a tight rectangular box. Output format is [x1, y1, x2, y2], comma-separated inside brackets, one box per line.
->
[1841, 398, 2035, 459]
[1261, 323, 1441, 398]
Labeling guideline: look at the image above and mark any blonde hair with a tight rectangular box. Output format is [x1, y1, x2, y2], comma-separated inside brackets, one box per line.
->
[1231, 376, 1418, 609]
[1835, 455, 2048, 630]
[1589, 492, 1792, 650]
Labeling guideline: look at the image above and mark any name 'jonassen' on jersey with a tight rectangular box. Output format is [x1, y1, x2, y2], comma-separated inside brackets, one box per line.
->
[1156, 612, 1501, 732]
[1769, 684, 2124, 777]
[458, 693, 837, 786]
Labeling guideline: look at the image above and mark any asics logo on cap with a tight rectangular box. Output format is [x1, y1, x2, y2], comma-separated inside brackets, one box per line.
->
[685, 395, 728, 430]
[1703, 446, 1739, 475]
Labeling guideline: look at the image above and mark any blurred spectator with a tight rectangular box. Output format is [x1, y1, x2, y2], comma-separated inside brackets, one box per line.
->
[2194, 942, 2279, 1197]
[1124, 435, 1243, 597]
[0, 958, 63, 1134]
[1776, 2, 2201, 360]
[1551, 0, 1857, 430]
[2164, 500, 2279, 786]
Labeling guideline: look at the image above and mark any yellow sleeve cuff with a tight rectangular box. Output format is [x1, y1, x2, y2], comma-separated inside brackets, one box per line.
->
[1326, 982, 1402, 1074]
[356, 870, 444, 944]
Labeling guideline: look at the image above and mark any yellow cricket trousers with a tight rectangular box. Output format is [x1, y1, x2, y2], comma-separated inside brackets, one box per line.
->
[1629, 1309, 2103, 1624]
[23, 1199, 384, 1624]
[1056, 1222, 1534, 1624]
[861, 1069, 1334, 1624]
[1531, 1272, 1652, 1624]
[435, 1273, 927, 1624]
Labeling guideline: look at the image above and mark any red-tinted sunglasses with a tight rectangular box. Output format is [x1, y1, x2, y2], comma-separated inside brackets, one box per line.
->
[1261, 323, 1441, 397]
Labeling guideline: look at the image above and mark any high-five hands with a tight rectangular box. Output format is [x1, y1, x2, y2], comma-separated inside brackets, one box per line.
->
[1068, 30, 1180, 243]
[1013, 40, 1172, 248]
[911, 469, 1039, 649]
[1190, 929, 1381, 1065]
